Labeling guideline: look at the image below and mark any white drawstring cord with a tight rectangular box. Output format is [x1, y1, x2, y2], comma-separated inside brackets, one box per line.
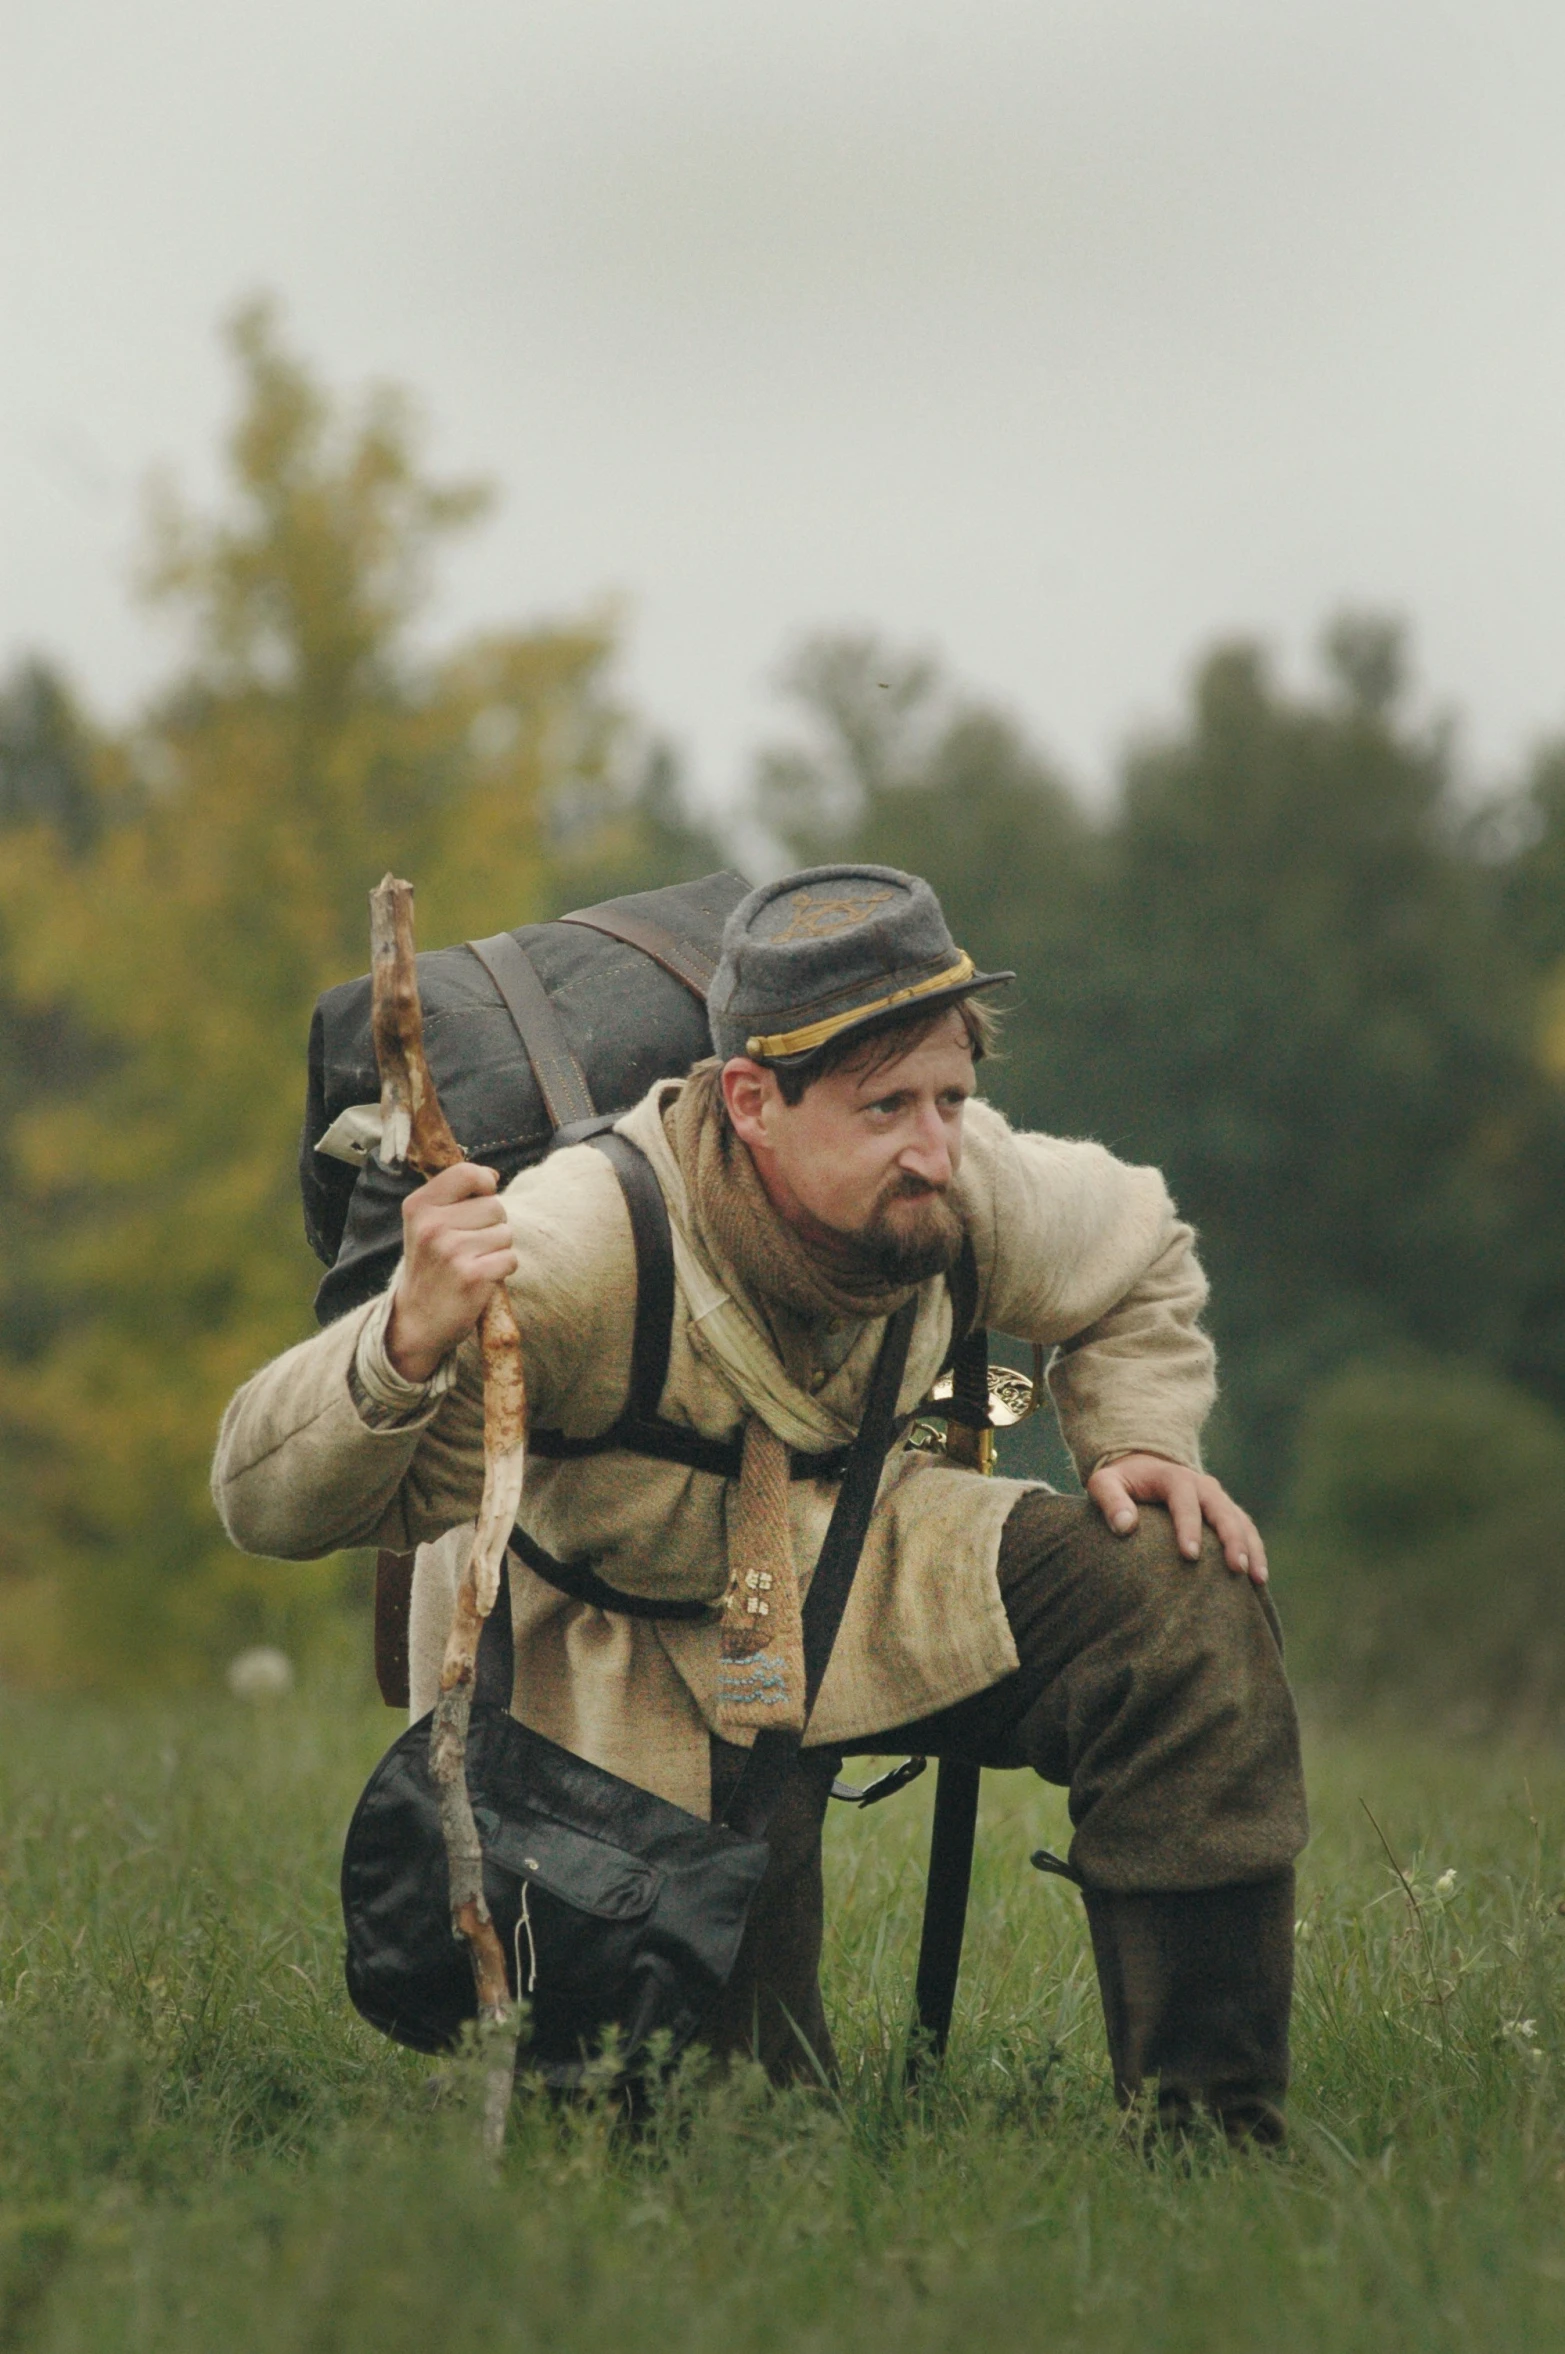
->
[513, 1879, 538, 1996]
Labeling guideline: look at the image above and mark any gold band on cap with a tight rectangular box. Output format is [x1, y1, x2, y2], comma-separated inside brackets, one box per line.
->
[745, 953, 976, 1061]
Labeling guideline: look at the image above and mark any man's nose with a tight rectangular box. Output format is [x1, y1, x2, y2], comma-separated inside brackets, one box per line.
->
[899, 1106, 953, 1189]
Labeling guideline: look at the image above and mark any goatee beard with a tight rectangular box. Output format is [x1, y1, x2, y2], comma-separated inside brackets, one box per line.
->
[854, 1181, 965, 1288]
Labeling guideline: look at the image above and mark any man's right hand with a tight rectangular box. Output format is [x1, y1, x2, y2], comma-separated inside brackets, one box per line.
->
[383, 1162, 519, 1383]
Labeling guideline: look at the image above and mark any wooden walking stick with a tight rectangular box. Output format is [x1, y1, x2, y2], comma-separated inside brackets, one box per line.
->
[369, 873, 528, 2157]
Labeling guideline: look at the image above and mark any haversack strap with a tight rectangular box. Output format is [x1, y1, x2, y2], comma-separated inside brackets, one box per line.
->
[529, 1418, 857, 1484]
[373, 1550, 416, 1709]
[509, 1524, 714, 1622]
[474, 1557, 516, 1707]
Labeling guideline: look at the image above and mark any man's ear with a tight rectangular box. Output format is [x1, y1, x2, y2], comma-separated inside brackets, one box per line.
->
[721, 1057, 777, 1152]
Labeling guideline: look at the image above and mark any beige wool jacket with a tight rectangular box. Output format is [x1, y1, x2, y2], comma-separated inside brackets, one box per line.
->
[213, 1084, 1215, 1817]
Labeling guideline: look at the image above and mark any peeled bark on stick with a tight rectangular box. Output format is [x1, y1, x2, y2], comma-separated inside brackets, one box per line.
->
[369, 873, 528, 2154]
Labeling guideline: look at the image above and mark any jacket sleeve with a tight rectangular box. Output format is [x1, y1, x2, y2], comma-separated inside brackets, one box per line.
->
[955, 1098, 1216, 1479]
[211, 1142, 638, 1560]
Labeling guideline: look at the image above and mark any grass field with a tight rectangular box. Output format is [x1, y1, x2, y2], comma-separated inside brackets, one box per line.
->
[2, 1685, 1564, 2352]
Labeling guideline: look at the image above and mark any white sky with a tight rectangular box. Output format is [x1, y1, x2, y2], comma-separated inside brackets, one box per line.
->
[4, 0, 1564, 808]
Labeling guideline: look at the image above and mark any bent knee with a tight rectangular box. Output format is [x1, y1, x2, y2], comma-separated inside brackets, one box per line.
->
[998, 1489, 1289, 1693]
[1059, 1498, 1281, 1665]
[1115, 1510, 1282, 1656]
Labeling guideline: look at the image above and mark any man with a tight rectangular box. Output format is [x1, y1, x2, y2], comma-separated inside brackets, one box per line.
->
[214, 864, 1306, 2138]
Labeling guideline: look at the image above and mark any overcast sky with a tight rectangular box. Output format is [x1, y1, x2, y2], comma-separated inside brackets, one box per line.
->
[4, 0, 1564, 809]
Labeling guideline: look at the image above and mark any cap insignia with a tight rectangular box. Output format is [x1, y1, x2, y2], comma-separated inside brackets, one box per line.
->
[766, 886, 897, 944]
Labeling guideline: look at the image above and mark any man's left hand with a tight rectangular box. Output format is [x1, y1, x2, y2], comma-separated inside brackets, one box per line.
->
[1086, 1454, 1268, 1586]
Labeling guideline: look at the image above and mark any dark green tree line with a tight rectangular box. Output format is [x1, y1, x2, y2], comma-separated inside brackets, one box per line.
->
[756, 621, 1565, 1515]
[6, 308, 1565, 1717]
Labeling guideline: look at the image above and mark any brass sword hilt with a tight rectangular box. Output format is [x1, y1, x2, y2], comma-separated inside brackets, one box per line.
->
[908, 1346, 1047, 1473]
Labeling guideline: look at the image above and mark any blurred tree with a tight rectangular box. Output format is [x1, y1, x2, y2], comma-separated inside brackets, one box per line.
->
[1499, 738, 1565, 979]
[0, 302, 621, 1688]
[0, 663, 116, 1627]
[1065, 620, 1565, 1501]
[0, 661, 104, 854]
[541, 738, 733, 916]
[752, 621, 1565, 1513]
[1275, 1353, 1565, 1734]
[1486, 734, 1565, 1414]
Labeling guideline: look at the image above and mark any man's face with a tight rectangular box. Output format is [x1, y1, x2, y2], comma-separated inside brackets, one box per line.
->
[720, 1009, 975, 1282]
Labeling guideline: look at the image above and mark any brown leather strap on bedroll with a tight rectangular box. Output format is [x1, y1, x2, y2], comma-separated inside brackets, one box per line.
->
[467, 931, 597, 1131]
[557, 903, 717, 998]
[374, 1550, 416, 1708]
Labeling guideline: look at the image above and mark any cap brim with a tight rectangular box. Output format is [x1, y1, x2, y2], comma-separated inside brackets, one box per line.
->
[758, 966, 1016, 1068]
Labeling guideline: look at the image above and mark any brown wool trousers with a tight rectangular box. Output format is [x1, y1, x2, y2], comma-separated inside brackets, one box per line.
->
[707, 1490, 1309, 2128]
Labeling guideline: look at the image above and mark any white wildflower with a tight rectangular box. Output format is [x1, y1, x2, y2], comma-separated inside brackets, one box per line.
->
[227, 1646, 295, 1700]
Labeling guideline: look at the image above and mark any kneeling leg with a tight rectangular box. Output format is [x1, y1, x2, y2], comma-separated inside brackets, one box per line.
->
[869, 1491, 1307, 2138]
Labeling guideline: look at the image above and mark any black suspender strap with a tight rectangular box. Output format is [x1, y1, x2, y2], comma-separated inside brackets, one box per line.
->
[944, 1231, 980, 1368]
[799, 1296, 918, 1715]
[586, 1130, 675, 1421]
[467, 931, 597, 1133]
[721, 1294, 918, 1841]
[518, 1131, 967, 1653]
[943, 1324, 992, 1432]
[528, 1420, 744, 1478]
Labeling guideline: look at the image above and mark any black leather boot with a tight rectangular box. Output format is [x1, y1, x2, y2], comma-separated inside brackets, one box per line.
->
[1082, 1871, 1295, 2146]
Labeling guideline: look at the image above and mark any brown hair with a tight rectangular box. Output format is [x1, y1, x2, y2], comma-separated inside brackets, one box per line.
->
[770, 993, 998, 1106]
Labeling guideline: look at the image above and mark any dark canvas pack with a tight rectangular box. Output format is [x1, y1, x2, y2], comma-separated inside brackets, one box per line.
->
[301, 873, 750, 1321]
[340, 1633, 773, 2087]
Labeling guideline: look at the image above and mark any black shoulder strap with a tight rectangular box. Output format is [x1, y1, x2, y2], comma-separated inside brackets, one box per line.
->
[799, 1292, 918, 1712]
[526, 1125, 729, 1472]
[586, 1130, 675, 1423]
[467, 931, 596, 1133]
[942, 1231, 980, 1370]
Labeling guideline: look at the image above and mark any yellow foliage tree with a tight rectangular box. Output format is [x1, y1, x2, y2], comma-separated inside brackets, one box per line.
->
[0, 302, 620, 1688]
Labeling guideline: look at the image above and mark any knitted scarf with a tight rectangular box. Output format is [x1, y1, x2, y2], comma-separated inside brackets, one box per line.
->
[665, 1063, 936, 1739]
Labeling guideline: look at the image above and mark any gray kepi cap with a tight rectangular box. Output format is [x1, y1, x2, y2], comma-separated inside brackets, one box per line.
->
[707, 864, 1013, 1067]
